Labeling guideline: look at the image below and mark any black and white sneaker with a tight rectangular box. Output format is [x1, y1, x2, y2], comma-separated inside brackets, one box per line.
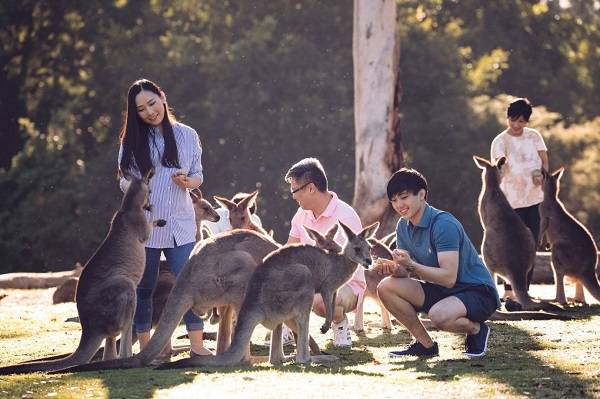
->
[389, 341, 439, 358]
[464, 323, 490, 358]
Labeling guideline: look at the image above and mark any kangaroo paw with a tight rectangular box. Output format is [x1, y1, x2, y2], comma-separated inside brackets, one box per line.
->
[320, 324, 330, 334]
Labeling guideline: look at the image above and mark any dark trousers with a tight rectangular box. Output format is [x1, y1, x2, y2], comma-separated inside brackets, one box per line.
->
[504, 203, 540, 291]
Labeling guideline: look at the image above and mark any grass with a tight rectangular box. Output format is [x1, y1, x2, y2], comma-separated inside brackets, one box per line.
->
[0, 285, 598, 398]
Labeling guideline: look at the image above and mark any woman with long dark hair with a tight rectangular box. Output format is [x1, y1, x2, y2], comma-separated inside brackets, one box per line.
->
[118, 78, 211, 357]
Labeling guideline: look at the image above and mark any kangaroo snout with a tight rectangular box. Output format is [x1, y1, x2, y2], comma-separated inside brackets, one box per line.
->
[153, 219, 167, 227]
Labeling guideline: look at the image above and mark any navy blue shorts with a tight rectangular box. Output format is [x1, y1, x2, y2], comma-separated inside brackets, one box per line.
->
[418, 282, 497, 323]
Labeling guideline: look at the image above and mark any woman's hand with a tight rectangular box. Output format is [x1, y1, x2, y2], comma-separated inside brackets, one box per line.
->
[171, 172, 189, 188]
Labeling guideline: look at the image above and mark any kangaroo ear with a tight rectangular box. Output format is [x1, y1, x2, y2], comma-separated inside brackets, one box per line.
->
[382, 231, 396, 247]
[191, 188, 203, 200]
[238, 190, 258, 211]
[552, 167, 565, 180]
[473, 155, 491, 169]
[338, 222, 356, 241]
[189, 189, 201, 203]
[496, 156, 507, 168]
[214, 195, 235, 210]
[324, 224, 339, 241]
[360, 221, 380, 239]
[304, 225, 326, 245]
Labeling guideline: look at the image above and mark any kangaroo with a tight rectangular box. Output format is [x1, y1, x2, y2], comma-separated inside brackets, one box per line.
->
[313, 226, 391, 332]
[0, 169, 160, 375]
[355, 237, 393, 331]
[190, 188, 221, 241]
[213, 190, 268, 236]
[55, 230, 283, 373]
[539, 167, 600, 305]
[155, 221, 379, 370]
[473, 155, 560, 312]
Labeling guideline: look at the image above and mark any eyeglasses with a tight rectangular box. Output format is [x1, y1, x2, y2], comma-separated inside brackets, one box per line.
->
[291, 181, 311, 194]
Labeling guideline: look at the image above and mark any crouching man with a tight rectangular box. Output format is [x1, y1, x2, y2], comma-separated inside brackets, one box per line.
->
[375, 168, 500, 358]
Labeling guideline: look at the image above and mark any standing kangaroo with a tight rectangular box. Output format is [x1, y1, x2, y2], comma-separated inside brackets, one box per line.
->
[0, 169, 159, 375]
[539, 167, 600, 305]
[473, 155, 558, 312]
[156, 221, 379, 369]
[56, 230, 282, 373]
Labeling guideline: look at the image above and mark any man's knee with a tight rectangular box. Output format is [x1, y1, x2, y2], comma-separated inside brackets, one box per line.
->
[377, 277, 396, 303]
[428, 307, 453, 329]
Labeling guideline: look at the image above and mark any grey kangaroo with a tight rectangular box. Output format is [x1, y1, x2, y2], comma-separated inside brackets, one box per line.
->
[539, 167, 600, 305]
[0, 169, 160, 375]
[214, 190, 268, 236]
[316, 227, 392, 332]
[156, 221, 379, 369]
[56, 230, 281, 373]
[473, 156, 559, 312]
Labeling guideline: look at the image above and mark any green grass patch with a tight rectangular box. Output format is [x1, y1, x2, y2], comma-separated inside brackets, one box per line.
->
[0, 286, 599, 398]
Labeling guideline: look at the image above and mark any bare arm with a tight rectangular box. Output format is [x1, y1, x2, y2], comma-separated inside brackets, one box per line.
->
[538, 150, 549, 171]
[287, 236, 301, 245]
[394, 249, 459, 288]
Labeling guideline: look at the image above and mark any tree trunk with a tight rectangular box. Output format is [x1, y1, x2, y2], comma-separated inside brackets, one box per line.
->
[352, 0, 403, 235]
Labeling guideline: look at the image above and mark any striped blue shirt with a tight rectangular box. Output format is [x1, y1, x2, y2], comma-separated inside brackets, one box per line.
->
[118, 122, 203, 248]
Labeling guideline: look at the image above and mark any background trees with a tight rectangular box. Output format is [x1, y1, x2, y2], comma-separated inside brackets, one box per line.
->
[1, 0, 598, 272]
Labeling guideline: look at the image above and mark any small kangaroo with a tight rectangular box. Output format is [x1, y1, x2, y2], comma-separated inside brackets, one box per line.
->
[56, 230, 282, 373]
[155, 221, 379, 369]
[473, 155, 559, 312]
[213, 190, 268, 236]
[190, 188, 220, 241]
[313, 226, 392, 332]
[0, 169, 160, 375]
[539, 167, 600, 305]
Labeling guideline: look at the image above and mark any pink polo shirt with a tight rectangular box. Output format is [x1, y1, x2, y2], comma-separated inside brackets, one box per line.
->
[289, 191, 366, 302]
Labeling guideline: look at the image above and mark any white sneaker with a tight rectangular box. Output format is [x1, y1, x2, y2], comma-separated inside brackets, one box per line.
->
[333, 318, 352, 348]
[263, 324, 295, 347]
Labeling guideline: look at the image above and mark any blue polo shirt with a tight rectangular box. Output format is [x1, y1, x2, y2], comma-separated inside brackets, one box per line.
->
[396, 204, 500, 308]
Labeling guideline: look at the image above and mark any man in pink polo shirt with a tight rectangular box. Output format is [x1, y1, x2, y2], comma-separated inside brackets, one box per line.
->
[285, 157, 365, 348]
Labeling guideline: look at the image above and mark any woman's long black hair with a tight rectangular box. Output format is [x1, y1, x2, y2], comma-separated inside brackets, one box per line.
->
[118, 79, 181, 177]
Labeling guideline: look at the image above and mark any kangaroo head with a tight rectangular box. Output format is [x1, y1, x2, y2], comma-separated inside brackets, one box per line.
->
[304, 224, 342, 253]
[190, 189, 220, 223]
[338, 221, 380, 268]
[473, 155, 506, 187]
[368, 237, 393, 260]
[122, 168, 154, 212]
[214, 191, 258, 229]
[541, 167, 564, 198]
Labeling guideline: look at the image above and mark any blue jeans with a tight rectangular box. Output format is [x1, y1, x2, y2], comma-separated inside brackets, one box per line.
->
[134, 241, 203, 333]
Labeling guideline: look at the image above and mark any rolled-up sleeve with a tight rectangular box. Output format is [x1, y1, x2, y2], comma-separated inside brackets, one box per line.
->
[188, 131, 203, 185]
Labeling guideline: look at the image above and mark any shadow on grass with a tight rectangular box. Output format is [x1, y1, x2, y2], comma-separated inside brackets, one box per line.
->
[388, 322, 597, 397]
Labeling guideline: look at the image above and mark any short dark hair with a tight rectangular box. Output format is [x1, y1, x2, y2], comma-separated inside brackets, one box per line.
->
[507, 98, 532, 121]
[386, 168, 428, 200]
[284, 157, 328, 192]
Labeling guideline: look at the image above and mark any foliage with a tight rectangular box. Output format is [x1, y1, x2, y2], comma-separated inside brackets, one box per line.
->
[0, 0, 599, 271]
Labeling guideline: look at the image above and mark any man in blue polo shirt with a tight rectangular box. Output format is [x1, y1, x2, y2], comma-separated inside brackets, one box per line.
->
[374, 168, 500, 358]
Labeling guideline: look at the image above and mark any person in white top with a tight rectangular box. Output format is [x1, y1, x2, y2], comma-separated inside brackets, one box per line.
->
[490, 98, 549, 298]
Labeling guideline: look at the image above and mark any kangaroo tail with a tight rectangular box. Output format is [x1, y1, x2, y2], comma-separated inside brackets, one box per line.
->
[490, 310, 572, 321]
[155, 308, 264, 370]
[58, 286, 196, 373]
[0, 331, 104, 375]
